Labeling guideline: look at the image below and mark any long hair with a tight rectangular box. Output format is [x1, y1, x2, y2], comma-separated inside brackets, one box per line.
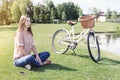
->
[17, 15, 33, 36]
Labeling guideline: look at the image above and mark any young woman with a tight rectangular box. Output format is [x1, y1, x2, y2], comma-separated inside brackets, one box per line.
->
[13, 15, 51, 70]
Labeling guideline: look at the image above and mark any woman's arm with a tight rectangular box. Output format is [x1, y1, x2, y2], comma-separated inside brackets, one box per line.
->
[14, 32, 27, 58]
[17, 46, 27, 56]
[32, 44, 43, 65]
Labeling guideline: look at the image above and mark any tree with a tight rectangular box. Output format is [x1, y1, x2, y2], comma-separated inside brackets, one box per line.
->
[43, 6, 50, 22]
[39, 11, 45, 22]
[0, 0, 13, 25]
[47, 0, 55, 11]
[89, 7, 100, 21]
[11, 1, 21, 22]
[38, 4, 45, 23]
[0, 9, 6, 25]
[45, 13, 50, 22]
[11, 0, 31, 23]
[26, 1, 34, 21]
[106, 8, 111, 19]
[56, 4, 62, 20]
[62, 11, 67, 22]
[50, 8, 55, 21]
[33, 5, 39, 22]
[57, 2, 80, 20]
[43, 0, 57, 22]
[19, 2, 27, 15]
[111, 11, 118, 20]
[89, 7, 100, 15]
[79, 8, 83, 17]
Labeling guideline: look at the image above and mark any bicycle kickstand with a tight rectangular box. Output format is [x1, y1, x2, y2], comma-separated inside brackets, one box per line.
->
[72, 49, 76, 55]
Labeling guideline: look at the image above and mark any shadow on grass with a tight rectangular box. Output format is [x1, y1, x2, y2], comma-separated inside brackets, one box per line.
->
[65, 52, 90, 59]
[77, 54, 89, 58]
[0, 27, 17, 31]
[32, 63, 77, 72]
[65, 53, 120, 65]
[98, 57, 120, 65]
[76, 54, 120, 65]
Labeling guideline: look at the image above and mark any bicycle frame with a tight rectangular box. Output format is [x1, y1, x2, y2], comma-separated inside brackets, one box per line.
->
[60, 25, 91, 45]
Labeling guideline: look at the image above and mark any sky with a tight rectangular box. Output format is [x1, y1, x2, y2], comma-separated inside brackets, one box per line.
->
[32, 0, 120, 14]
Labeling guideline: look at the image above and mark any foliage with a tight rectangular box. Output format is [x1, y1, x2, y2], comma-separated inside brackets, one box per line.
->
[50, 8, 55, 21]
[59, 1, 80, 20]
[111, 11, 118, 20]
[11, 0, 31, 23]
[2, 0, 120, 25]
[33, 5, 39, 22]
[26, 1, 34, 21]
[11, 1, 21, 23]
[106, 8, 111, 19]
[0, 0, 13, 25]
[47, 0, 55, 11]
[89, 7, 100, 17]
[79, 8, 83, 17]
[62, 11, 67, 22]
[106, 8, 119, 20]
[56, 4, 62, 20]
[0, 0, 82, 24]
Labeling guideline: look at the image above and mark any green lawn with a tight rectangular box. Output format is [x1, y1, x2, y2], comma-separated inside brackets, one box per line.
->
[0, 22, 120, 80]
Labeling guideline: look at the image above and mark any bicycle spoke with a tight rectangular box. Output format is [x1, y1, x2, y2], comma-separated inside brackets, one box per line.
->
[52, 29, 69, 54]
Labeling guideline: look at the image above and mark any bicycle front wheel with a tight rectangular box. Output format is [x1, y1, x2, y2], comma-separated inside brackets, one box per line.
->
[52, 29, 69, 54]
[87, 32, 100, 62]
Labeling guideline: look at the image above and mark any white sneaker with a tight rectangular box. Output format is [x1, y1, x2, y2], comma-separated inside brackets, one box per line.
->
[25, 64, 31, 70]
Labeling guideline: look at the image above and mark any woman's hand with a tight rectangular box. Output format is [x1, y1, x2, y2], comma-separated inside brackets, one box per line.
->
[31, 44, 43, 65]
[35, 55, 43, 65]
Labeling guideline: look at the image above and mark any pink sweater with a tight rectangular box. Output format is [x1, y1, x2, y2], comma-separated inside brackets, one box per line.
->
[13, 31, 34, 60]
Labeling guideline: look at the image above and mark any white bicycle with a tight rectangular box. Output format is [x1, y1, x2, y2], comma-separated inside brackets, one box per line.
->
[52, 15, 100, 62]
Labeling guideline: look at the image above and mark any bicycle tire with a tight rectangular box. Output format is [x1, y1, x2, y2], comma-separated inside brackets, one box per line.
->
[87, 32, 100, 62]
[52, 29, 69, 54]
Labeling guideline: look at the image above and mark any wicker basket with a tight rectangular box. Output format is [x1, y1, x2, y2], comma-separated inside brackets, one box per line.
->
[79, 15, 95, 29]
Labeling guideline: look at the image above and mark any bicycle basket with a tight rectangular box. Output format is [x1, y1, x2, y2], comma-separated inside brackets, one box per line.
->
[79, 15, 95, 29]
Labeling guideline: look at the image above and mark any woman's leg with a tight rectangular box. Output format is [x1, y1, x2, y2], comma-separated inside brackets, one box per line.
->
[38, 51, 50, 62]
[14, 55, 40, 67]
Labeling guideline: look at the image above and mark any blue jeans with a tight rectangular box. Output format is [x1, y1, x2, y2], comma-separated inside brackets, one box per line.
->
[14, 51, 50, 67]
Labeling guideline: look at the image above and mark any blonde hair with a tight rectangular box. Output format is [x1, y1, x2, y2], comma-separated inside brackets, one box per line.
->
[17, 15, 33, 36]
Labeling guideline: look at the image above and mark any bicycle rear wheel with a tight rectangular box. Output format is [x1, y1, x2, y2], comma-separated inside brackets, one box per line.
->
[52, 29, 69, 54]
[87, 32, 100, 62]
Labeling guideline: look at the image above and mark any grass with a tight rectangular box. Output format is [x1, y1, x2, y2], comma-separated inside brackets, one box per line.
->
[0, 22, 120, 80]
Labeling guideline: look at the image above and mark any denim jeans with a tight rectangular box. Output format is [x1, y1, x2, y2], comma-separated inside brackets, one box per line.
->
[14, 51, 50, 67]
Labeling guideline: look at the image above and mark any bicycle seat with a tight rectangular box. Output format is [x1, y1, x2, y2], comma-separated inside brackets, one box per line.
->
[67, 21, 77, 26]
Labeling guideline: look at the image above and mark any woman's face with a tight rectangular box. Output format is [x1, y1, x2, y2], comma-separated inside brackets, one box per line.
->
[24, 17, 31, 28]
